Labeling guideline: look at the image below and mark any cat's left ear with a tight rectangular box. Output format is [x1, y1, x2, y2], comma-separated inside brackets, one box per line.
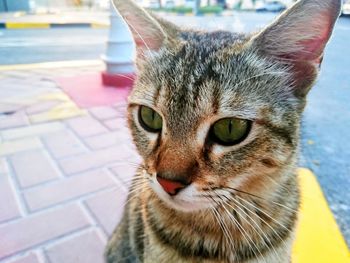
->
[250, 0, 341, 97]
[112, 0, 180, 58]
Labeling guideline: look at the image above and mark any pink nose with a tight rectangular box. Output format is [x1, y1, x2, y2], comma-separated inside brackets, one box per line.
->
[156, 176, 186, 196]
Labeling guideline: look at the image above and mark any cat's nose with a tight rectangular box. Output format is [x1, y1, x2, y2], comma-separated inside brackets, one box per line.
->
[156, 175, 186, 196]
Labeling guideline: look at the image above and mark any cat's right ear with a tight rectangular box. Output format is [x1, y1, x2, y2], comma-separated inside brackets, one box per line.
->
[111, 0, 179, 58]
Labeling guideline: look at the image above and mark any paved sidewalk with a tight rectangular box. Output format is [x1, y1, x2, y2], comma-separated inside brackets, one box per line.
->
[0, 63, 139, 263]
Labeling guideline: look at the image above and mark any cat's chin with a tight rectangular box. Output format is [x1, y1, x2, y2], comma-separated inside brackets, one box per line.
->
[149, 180, 211, 213]
[161, 195, 211, 213]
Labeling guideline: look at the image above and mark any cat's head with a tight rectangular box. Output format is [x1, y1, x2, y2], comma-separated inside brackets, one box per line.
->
[113, 0, 340, 212]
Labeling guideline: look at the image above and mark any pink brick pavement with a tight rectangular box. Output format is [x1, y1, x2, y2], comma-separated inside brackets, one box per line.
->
[0, 66, 139, 262]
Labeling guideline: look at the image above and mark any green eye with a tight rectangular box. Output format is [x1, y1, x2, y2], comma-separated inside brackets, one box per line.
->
[210, 118, 250, 146]
[139, 106, 163, 132]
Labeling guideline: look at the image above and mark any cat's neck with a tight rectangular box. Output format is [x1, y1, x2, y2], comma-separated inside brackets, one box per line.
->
[141, 174, 299, 262]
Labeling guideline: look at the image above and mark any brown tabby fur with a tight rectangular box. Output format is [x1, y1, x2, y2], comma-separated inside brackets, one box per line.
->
[105, 0, 341, 262]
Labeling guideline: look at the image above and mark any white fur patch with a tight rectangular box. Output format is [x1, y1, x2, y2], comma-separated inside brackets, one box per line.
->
[149, 175, 213, 212]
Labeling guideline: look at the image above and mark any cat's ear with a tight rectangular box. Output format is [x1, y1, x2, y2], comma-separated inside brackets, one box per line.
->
[250, 0, 341, 96]
[112, 0, 179, 57]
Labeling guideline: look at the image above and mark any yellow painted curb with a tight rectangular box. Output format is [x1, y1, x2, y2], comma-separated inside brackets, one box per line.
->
[36, 92, 72, 102]
[27, 92, 86, 123]
[6, 22, 50, 29]
[0, 60, 103, 71]
[292, 168, 350, 262]
[29, 102, 86, 123]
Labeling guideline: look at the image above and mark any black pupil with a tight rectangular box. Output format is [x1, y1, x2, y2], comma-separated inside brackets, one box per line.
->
[228, 120, 232, 134]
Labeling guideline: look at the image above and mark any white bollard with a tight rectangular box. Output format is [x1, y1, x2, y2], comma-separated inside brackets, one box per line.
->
[101, 2, 135, 87]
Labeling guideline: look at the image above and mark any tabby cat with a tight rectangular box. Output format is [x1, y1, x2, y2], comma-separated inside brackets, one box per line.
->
[106, 0, 341, 262]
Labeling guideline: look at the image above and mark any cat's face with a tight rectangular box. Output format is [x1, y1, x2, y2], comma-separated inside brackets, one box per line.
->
[127, 39, 300, 211]
[114, 0, 340, 212]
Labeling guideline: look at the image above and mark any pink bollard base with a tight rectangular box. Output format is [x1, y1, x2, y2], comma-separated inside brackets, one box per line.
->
[101, 71, 135, 88]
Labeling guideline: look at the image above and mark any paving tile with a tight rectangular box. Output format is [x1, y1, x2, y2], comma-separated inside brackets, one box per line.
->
[0, 158, 9, 174]
[34, 80, 58, 90]
[85, 188, 128, 235]
[113, 101, 128, 113]
[42, 130, 87, 159]
[1, 96, 39, 107]
[0, 103, 24, 115]
[25, 100, 62, 115]
[66, 116, 108, 138]
[0, 174, 21, 223]
[10, 150, 60, 188]
[83, 132, 127, 150]
[45, 230, 105, 263]
[0, 138, 42, 157]
[59, 146, 135, 175]
[0, 112, 29, 130]
[109, 163, 138, 187]
[2, 71, 32, 79]
[6, 252, 40, 263]
[1, 122, 65, 140]
[103, 117, 128, 131]
[89, 106, 119, 120]
[0, 204, 90, 260]
[24, 170, 116, 212]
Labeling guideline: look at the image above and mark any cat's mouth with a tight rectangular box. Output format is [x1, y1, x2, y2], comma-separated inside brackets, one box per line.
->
[149, 176, 212, 212]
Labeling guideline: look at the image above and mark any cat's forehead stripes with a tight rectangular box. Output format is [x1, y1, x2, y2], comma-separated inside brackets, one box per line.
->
[131, 31, 298, 140]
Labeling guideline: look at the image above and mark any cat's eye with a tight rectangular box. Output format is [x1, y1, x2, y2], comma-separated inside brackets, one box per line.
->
[138, 106, 163, 133]
[210, 118, 251, 146]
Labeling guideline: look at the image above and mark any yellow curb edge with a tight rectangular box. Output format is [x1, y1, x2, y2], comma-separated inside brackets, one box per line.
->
[292, 168, 350, 262]
[5, 22, 50, 29]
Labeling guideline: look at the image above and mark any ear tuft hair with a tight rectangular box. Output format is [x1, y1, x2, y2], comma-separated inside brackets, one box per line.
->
[112, 0, 179, 56]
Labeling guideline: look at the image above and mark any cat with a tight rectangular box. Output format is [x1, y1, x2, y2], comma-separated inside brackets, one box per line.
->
[105, 0, 341, 262]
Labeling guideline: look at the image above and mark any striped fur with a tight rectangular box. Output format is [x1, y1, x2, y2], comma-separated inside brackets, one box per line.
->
[106, 0, 341, 262]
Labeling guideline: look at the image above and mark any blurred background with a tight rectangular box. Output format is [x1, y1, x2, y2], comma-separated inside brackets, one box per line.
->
[0, 0, 295, 12]
[0, 0, 349, 262]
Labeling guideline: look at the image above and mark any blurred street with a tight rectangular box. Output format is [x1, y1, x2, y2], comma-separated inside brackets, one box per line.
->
[0, 9, 349, 262]
[0, 28, 108, 65]
[1, 12, 277, 65]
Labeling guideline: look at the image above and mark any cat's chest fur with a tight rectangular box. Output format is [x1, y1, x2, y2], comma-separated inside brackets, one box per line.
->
[143, 223, 293, 263]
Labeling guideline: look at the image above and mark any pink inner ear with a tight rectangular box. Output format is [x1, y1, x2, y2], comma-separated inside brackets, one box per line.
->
[135, 38, 161, 51]
[296, 13, 332, 61]
[298, 37, 326, 59]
